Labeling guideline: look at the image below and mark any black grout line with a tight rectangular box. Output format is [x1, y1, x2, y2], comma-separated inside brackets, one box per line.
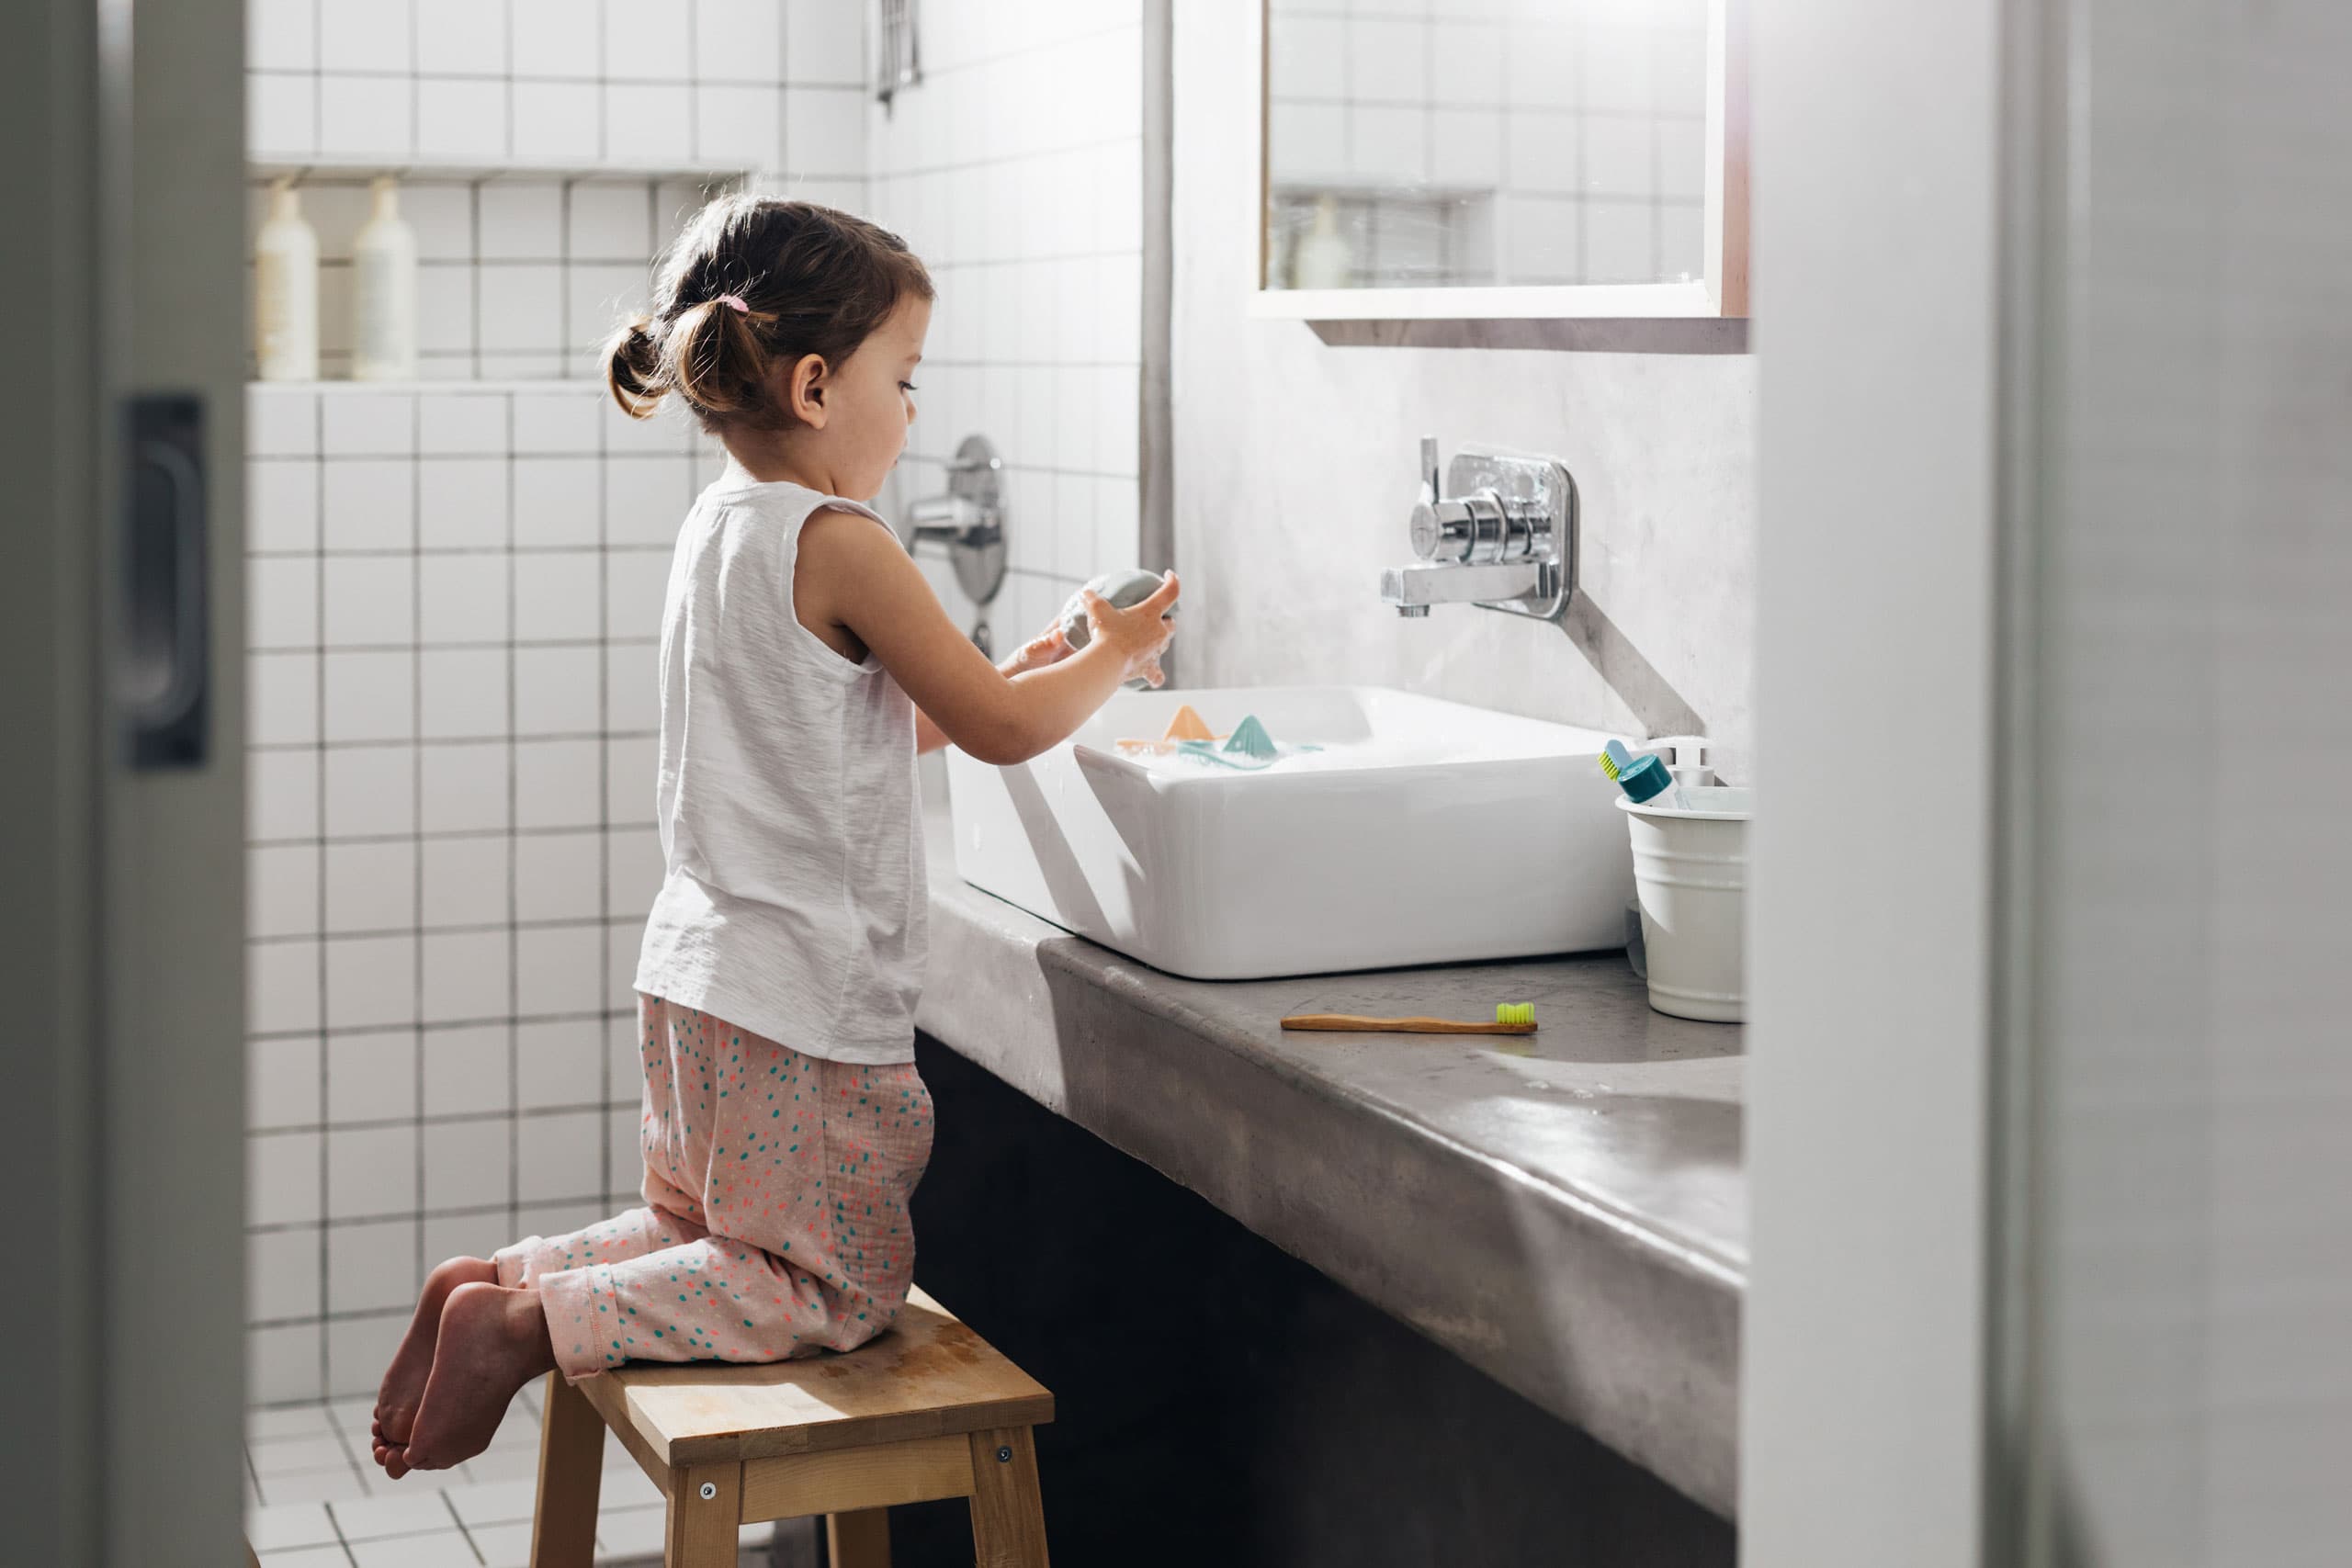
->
[593, 0, 608, 165]
[250, 1103, 630, 1143]
[253, 826, 652, 853]
[311, 387, 334, 1397]
[500, 0, 516, 161]
[436, 1492, 484, 1564]
[596, 314, 616, 1208]
[250, 728, 656, 751]
[250, 1005, 628, 1041]
[256, 62, 882, 92]
[505, 389, 524, 1247]
[308, 0, 323, 150]
[412, 388, 430, 1297]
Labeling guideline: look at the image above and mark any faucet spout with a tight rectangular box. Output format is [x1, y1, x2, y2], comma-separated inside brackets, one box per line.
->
[1380, 559, 1557, 613]
[1379, 436, 1576, 623]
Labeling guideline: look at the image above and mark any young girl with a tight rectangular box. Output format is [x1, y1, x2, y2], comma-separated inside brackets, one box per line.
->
[370, 197, 1178, 1475]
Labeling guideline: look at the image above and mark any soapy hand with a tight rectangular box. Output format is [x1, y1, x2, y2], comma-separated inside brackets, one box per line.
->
[1082, 570, 1181, 689]
[998, 622, 1072, 677]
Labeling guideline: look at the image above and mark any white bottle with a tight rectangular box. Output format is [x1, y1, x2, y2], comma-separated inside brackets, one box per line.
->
[351, 177, 418, 382]
[1290, 195, 1354, 290]
[254, 179, 319, 381]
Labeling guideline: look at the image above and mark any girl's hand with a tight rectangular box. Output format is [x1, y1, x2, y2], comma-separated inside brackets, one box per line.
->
[1081, 572, 1181, 689]
[999, 623, 1072, 677]
[806, 508, 1176, 764]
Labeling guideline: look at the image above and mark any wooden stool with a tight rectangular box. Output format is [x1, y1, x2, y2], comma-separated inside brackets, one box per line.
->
[526, 1286, 1053, 1568]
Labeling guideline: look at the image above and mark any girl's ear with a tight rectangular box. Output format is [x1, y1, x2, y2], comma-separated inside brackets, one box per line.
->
[782, 351, 830, 428]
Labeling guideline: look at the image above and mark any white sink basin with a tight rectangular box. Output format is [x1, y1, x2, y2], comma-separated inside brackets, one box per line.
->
[944, 685, 1635, 979]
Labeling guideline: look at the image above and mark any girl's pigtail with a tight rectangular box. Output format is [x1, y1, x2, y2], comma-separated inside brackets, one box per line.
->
[605, 315, 668, 420]
[669, 298, 772, 422]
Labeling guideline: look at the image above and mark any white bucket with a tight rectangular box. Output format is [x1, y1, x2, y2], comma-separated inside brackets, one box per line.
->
[1617, 786, 1751, 1022]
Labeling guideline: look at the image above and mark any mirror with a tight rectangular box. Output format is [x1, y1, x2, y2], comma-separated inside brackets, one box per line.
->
[1259, 0, 1746, 322]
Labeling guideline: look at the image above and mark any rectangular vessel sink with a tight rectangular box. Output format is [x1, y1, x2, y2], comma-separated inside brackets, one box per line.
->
[944, 685, 1635, 980]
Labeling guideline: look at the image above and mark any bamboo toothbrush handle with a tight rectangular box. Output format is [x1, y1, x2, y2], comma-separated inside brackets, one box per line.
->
[1281, 1013, 1536, 1035]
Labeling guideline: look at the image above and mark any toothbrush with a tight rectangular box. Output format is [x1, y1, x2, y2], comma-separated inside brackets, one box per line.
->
[1600, 739, 1688, 808]
[1282, 1003, 1536, 1036]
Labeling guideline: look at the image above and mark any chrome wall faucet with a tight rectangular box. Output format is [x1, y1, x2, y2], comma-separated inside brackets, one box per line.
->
[1379, 435, 1575, 621]
[902, 432, 1010, 651]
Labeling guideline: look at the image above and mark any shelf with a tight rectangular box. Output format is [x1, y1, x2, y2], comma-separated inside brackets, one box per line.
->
[247, 378, 609, 394]
[1270, 179, 1498, 204]
[249, 152, 754, 186]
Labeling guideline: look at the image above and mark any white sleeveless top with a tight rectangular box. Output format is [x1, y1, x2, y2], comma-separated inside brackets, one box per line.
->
[632, 475, 927, 1065]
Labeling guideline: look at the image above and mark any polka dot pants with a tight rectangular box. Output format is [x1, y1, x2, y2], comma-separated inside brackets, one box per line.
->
[494, 995, 933, 1381]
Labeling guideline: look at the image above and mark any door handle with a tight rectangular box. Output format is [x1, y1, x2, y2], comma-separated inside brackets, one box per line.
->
[121, 393, 209, 769]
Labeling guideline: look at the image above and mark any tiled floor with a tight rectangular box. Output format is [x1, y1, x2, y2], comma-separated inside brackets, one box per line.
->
[243, 1386, 777, 1566]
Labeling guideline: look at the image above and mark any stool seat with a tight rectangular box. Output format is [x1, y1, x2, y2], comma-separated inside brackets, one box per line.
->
[585, 1286, 1054, 1469]
[528, 1286, 1054, 1568]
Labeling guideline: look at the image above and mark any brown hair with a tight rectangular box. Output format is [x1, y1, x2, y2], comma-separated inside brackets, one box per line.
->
[604, 196, 933, 431]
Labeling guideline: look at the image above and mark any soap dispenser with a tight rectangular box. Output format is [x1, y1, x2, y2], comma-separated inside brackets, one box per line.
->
[1290, 195, 1354, 290]
[254, 179, 319, 382]
[351, 177, 418, 382]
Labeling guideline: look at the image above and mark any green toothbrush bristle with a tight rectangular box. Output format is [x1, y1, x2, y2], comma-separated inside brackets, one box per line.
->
[1598, 751, 1622, 781]
[1496, 1003, 1533, 1026]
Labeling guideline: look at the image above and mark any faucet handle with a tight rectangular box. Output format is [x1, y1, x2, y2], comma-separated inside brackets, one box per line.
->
[1419, 435, 1442, 503]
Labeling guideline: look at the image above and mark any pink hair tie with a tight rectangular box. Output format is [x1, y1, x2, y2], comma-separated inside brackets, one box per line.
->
[714, 293, 751, 314]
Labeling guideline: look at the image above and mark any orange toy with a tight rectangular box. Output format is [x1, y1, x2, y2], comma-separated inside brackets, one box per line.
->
[1162, 704, 1216, 742]
[1114, 703, 1226, 755]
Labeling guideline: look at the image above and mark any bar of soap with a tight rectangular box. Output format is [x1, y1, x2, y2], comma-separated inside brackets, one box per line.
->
[1059, 569, 1173, 647]
[1058, 569, 1176, 688]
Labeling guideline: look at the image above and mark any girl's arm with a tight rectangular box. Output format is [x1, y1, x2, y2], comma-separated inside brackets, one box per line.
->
[799, 512, 1177, 766]
[913, 623, 1074, 753]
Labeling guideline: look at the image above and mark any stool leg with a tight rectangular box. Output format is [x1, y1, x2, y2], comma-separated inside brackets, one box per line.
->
[666, 1461, 742, 1568]
[825, 1507, 892, 1568]
[966, 1427, 1049, 1568]
[529, 1371, 605, 1568]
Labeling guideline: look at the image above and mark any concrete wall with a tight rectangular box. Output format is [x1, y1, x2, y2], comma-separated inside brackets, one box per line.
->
[1171, 0, 1757, 781]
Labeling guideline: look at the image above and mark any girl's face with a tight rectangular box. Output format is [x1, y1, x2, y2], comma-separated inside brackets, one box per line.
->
[797, 294, 932, 501]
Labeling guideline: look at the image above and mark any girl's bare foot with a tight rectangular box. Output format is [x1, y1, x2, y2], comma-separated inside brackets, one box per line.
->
[401, 1281, 560, 1472]
[370, 1256, 498, 1478]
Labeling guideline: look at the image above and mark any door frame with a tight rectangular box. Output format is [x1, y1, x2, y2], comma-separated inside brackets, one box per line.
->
[1741, 0, 2007, 1562]
[0, 0, 248, 1562]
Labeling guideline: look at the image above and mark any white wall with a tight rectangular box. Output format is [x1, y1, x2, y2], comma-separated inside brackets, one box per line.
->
[1173, 0, 1755, 778]
[864, 0, 1150, 657]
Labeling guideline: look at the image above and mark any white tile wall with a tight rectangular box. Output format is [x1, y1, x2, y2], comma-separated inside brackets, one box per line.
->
[246, 0, 1161, 1407]
[244, 381, 713, 1401]
[864, 3, 1151, 651]
[1266, 0, 1710, 286]
[246, 0, 859, 174]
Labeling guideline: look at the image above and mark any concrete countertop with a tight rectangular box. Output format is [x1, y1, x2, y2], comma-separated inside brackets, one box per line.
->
[911, 803, 1746, 1517]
